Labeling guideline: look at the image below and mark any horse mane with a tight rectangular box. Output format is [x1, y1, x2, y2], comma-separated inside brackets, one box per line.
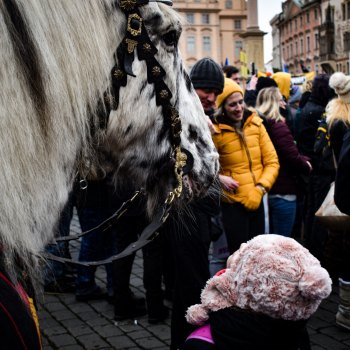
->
[0, 0, 121, 280]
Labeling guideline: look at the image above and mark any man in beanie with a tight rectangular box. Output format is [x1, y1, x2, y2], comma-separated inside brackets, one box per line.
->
[190, 57, 224, 117]
[163, 57, 224, 350]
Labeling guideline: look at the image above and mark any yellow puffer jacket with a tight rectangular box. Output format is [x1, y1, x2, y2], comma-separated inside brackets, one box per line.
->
[212, 111, 279, 204]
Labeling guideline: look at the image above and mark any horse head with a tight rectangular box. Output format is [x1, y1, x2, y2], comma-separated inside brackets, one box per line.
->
[105, 1, 219, 212]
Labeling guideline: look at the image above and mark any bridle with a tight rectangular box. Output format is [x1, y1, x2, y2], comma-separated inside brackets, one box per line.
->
[43, 0, 192, 266]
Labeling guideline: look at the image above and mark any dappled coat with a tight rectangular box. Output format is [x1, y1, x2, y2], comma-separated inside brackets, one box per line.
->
[212, 110, 279, 204]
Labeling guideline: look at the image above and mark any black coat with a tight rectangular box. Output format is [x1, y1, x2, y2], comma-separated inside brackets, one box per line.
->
[209, 308, 309, 350]
[297, 98, 325, 165]
[267, 119, 310, 195]
[333, 123, 350, 215]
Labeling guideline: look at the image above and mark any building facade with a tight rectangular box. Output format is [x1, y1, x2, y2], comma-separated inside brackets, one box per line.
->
[319, 0, 350, 74]
[173, 0, 265, 72]
[272, 0, 350, 75]
[272, 0, 322, 75]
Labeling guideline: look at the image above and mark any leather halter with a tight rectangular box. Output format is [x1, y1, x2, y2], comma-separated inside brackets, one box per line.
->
[43, 0, 191, 266]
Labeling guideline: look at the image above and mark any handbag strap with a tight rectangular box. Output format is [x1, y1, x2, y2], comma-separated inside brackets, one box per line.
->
[332, 149, 338, 170]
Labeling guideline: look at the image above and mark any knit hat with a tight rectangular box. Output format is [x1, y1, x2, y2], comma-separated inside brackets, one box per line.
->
[256, 76, 278, 92]
[216, 78, 244, 108]
[329, 72, 350, 103]
[272, 72, 292, 99]
[186, 234, 332, 325]
[190, 58, 224, 93]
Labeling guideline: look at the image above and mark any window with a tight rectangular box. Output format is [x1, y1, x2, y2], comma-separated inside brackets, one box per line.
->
[347, 3, 350, 20]
[300, 38, 304, 54]
[203, 36, 211, 52]
[235, 40, 243, 59]
[314, 8, 318, 20]
[225, 0, 232, 9]
[186, 13, 194, 24]
[315, 64, 319, 75]
[234, 20, 242, 30]
[300, 16, 303, 26]
[186, 36, 196, 53]
[295, 19, 297, 31]
[202, 13, 210, 24]
[306, 11, 310, 23]
[295, 42, 298, 55]
[307, 36, 310, 52]
[344, 32, 350, 51]
[314, 33, 319, 49]
[342, 3, 346, 20]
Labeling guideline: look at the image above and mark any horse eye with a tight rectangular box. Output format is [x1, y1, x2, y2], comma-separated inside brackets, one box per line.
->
[162, 30, 178, 46]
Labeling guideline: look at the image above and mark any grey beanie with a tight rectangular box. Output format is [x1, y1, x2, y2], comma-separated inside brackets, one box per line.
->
[190, 58, 224, 93]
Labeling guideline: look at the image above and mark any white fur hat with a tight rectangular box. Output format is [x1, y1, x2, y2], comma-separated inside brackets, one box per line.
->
[186, 235, 332, 325]
[329, 72, 350, 103]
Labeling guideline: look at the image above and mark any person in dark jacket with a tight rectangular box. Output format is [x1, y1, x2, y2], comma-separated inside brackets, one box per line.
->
[244, 75, 278, 108]
[335, 128, 350, 215]
[296, 74, 336, 261]
[323, 72, 350, 330]
[255, 87, 312, 237]
[181, 234, 332, 350]
[164, 57, 224, 350]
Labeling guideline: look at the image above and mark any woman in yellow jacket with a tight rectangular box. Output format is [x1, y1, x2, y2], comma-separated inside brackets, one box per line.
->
[212, 78, 280, 253]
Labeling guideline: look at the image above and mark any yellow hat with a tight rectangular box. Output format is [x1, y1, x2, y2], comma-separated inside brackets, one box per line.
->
[216, 78, 244, 108]
[272, 72, 291, 100]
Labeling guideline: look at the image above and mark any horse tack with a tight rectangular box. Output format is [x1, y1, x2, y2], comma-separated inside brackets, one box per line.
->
[45, 0, 190, 266]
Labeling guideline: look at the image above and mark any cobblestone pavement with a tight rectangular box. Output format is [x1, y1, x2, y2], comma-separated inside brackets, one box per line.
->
[38, 215, 350, 350]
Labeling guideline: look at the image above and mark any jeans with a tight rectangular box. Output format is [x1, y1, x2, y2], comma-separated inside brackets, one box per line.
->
[268, 196, 296, 237]
[44, 192, 74, 285]
[76, 207, 115, 295]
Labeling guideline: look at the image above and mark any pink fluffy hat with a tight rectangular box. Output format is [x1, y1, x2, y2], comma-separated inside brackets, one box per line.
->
[186, 234, 332, 325]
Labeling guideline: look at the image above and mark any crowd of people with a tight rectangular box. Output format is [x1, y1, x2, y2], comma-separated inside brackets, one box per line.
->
[43, 58, 350, 350]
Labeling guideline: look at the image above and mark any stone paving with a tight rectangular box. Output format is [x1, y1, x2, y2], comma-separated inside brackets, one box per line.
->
[38, 215, 350, 350]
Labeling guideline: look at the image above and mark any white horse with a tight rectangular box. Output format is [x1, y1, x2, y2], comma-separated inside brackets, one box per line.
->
[1, 0, 219, 347]
[0, 0, 218, 283]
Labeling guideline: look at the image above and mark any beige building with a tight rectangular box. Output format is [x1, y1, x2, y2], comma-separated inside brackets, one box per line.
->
[173, 0, 265, 73]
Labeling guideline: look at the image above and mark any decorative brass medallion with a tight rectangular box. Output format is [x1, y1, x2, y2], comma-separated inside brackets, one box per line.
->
[143, 43, 152, 52]
[127, 13, 143, 36]
[159, 90, 169, 99]
[152, 66, 161, 76]
[113, 69, 125, 80]
[125, 38, 138, 53]
[120, 0, 137, 11]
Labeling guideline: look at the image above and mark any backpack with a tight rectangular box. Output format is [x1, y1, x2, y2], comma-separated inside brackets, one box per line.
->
[313, 117, 336, 173]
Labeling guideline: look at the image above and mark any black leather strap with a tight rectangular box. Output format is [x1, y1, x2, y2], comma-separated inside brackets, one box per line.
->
[42, 200, 172, 266]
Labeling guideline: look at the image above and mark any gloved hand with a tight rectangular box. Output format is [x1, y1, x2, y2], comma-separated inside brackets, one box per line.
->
[241, 186, 264, 211]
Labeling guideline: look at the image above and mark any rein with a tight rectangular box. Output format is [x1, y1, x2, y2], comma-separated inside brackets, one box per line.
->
[43, 0, 189, 266]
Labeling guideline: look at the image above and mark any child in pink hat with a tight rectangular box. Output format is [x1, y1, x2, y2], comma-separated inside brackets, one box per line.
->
[182, 234, 332, 350]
